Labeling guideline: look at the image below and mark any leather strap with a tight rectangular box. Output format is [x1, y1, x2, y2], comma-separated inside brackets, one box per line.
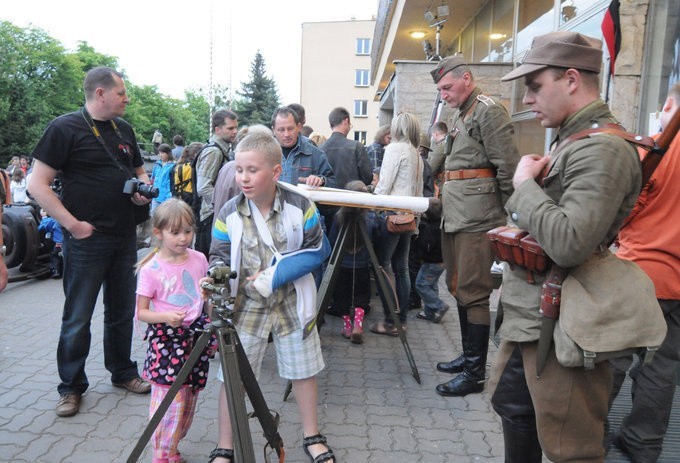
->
[444, 168, 496, 181]
[540, 124, 655, 185]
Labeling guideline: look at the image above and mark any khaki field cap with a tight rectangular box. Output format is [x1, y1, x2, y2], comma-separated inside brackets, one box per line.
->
[431, 55, 468, 83]
[501, 31, 603, 81]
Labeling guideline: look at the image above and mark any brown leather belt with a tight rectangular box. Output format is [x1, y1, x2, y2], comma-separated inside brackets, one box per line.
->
[444, 168, 496, 181]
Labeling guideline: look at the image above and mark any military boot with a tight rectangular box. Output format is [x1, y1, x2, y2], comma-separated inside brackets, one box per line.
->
[436, 323, 489, 396]
[436, 304, 467, 374]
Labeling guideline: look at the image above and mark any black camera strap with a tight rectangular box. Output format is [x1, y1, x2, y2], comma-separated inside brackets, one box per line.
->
[81, 106, 135, 177]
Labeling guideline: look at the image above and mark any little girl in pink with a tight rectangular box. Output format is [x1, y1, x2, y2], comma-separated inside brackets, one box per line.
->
[136, 198, 216, 463]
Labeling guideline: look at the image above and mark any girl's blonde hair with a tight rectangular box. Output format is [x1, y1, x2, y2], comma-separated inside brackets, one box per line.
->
[135, 198, 195, 271]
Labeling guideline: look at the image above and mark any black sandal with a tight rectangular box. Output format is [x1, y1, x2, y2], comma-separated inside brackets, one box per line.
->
[208, 447, 234, 463]
[302, 433, 336, 463]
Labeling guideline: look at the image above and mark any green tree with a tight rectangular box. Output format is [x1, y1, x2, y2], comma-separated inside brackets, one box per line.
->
[73, 41, 118, 72]
[0, 20, 213, 166]
[234, 51, 280, 126]
[125, 85, 213, 152]
[0, 21, 83, 164]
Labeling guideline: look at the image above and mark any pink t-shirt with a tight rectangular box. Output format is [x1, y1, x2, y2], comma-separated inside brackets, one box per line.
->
[136, 248, 209, 327]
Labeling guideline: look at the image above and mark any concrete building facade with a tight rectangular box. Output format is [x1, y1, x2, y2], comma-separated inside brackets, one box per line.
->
[301, 19, 379, 145]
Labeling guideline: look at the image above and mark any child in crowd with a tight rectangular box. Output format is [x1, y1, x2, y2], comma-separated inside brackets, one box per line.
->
[413, 207, 448, 323]
[327, 180, 379, 344]
[10, 168, 28, 203]
[207, 132, 334, 463]
[171, 142, 203, 205]
[150, 144, 175, 211]
[38, 208, 64, 278]
[135, 199, 216, 463]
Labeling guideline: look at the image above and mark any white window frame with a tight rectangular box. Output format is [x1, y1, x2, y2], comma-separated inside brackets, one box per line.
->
[356, 38, 371, 55]
[354, 100, 368, 117]
[355, 69, 369, 87]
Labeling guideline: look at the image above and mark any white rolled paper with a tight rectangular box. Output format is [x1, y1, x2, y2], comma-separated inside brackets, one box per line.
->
[285, 183, 430, 213]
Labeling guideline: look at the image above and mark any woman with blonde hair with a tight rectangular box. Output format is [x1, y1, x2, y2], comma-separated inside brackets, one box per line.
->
[369, 112, 423, 336]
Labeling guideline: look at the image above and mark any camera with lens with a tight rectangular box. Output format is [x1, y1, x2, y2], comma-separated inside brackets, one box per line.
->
[123, 178, 159, 199]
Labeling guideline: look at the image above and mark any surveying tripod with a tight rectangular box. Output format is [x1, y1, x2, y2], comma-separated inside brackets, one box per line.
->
[283, 207, 421, 401]
[127, 265, 285, 463]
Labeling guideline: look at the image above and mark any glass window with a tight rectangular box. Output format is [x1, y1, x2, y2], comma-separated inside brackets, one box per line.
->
[516, 0, 555, 54]
[355, 69, 369, 87]
[354, 131, 367, 144]
[515, 118, 548, 155]
[461, 26, 474, 62]
[474, 2, 492, 61]
[354, 100, 368, 117]
[489, 0, 515, 63]
[356, 38, 371, 55]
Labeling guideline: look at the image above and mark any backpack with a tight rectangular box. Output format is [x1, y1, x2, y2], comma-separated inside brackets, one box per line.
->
[189, 141, 229, 219]
[170, 162, 194, 204]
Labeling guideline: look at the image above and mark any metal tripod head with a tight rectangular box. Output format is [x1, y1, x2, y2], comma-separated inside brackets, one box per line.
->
[201, 261, 238, 325]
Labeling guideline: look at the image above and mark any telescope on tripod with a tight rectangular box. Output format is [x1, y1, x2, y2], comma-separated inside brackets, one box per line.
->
[127, 262, 285, 463]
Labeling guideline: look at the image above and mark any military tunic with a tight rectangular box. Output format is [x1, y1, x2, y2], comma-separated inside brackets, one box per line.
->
[499, 99, 641, 342]
[429, 87, 519, 234]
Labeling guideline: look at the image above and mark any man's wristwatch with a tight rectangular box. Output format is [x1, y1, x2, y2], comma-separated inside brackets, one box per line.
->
[0, 245, 5, 256]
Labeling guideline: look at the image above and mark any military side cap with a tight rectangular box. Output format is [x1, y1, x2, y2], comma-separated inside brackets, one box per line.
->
[419, 132, 431, 151]
[501, 31, 603, 82]
[431, 55, 468, 83]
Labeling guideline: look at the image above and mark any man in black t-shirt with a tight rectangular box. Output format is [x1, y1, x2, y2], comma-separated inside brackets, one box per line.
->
[29, 66, 151, 418]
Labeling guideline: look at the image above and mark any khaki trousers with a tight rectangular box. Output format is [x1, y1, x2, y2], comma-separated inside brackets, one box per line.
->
[488, 340, 611, 462]
[441, 231, 493, 325]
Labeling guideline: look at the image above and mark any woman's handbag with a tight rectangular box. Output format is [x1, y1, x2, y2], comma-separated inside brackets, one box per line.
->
[553, 251, 667, 368]
[386, 212, 417, 234]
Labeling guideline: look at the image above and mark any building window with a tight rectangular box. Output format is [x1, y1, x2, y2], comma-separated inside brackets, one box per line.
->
[355, 69, 369, 87]
[354, 100, 368, 117]
[356, 38, 371, 55]
[354, 131, 367, 144]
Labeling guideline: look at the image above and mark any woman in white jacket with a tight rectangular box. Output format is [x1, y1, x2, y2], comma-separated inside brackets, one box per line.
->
[370, 112, 424, 335]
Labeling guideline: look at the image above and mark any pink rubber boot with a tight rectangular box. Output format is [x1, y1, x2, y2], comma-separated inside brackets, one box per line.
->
[351, 308, 365, 344]
[341, 315, 352, 339]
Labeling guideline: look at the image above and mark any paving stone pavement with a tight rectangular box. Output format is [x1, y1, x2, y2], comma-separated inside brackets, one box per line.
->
[8, 264, 661, 462]
[1, 268, 507, 463]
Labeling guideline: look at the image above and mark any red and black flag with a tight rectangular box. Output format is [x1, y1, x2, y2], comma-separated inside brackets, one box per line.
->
[601, 0, 621, 75]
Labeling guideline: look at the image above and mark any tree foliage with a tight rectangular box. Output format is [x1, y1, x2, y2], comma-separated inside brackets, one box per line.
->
[0, 20, 217, 166]
[0, 21, 83, 162]
[234, 51, 281, 127]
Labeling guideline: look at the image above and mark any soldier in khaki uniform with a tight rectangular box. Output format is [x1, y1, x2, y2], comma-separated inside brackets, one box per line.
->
[428, 56, 519, 396]
[487, 32, 642, 462]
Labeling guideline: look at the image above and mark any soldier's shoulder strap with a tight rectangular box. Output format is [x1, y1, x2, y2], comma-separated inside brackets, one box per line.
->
[476, 94, 495, 106]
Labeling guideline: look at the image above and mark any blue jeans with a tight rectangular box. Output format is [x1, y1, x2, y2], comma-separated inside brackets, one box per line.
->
[415, 262, 446, 314]
[58, 231, 139, 395]
[376, 223, 411, 324]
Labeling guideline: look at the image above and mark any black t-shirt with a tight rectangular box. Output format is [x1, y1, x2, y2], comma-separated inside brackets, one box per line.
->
[32, 110, 143, 235]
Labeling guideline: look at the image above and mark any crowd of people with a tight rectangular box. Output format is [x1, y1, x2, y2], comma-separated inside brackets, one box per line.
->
[0, 28, 676, 462]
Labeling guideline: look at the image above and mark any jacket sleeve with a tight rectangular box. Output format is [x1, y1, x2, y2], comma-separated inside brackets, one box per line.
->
[478, 103, 520, 206]
[505, 137, 640, 268]
[209, 204, 232, 267]
[314, 149, 336, 189]
[252, 200, 330, 297]
[374, 144, 399, 195]
[356, 143, 374, 185]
